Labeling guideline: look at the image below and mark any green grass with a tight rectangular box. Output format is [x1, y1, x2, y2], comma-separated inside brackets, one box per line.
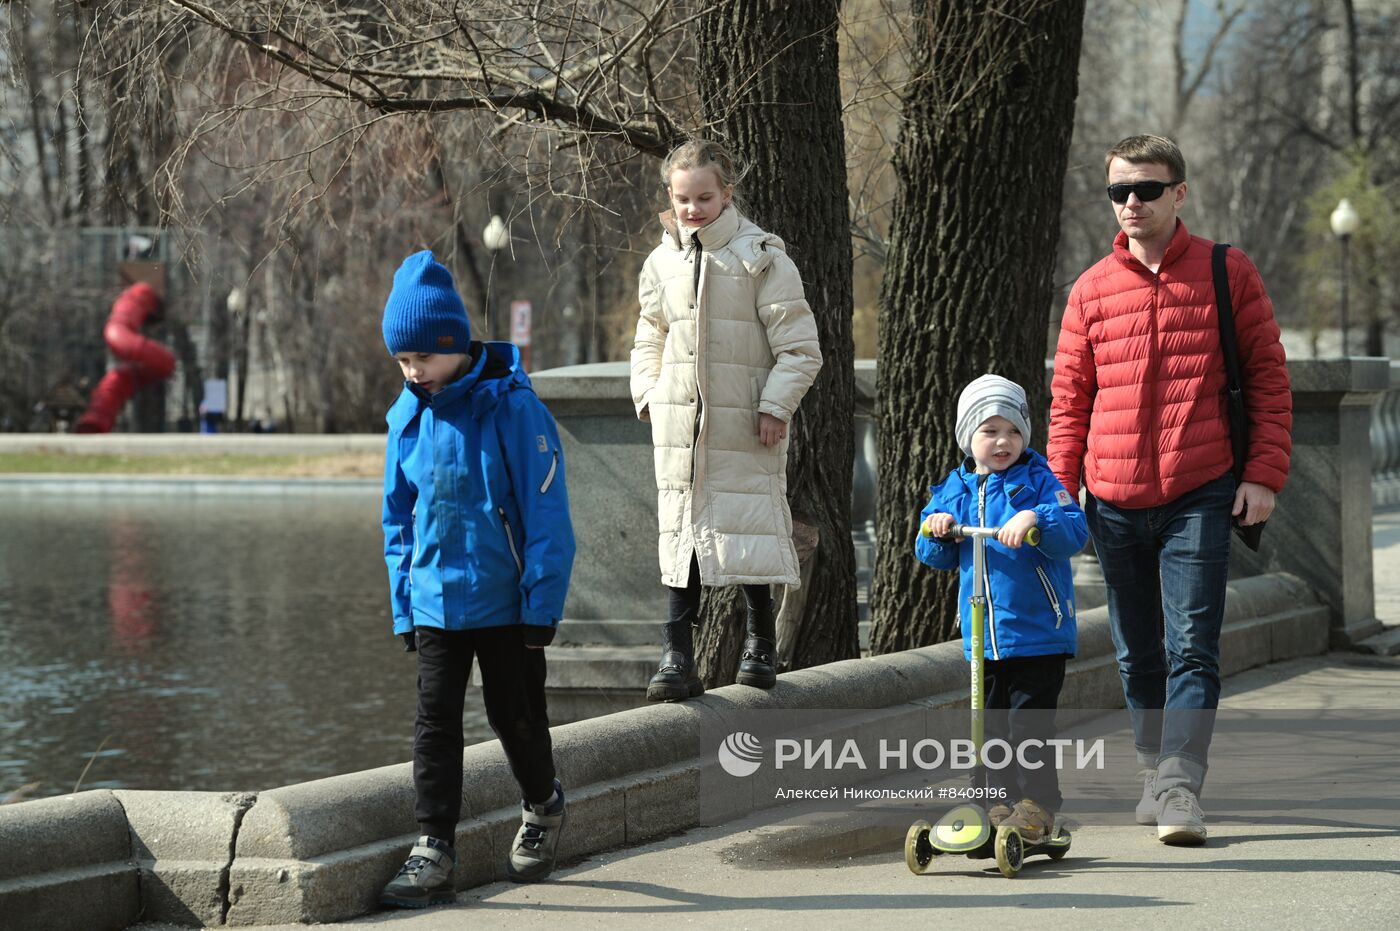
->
[0, 450, 380, 478]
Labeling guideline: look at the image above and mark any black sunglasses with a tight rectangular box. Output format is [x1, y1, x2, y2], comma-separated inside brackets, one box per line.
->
[1106, 180, 1182, 204]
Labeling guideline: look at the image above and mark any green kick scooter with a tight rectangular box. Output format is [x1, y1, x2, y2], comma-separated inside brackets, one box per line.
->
[904, 523, 1072, 879]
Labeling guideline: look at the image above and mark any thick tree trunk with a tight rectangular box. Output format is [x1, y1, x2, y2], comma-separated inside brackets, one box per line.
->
[692, 0, 858, 685]
[869, 0, 1085, 653]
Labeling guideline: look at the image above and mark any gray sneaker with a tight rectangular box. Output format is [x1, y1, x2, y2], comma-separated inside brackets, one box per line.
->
[1135, 768, 1159, 825]
[1157, 786, 1207, 845]
[508, 780, 566, 882]
[379, 835, 455, 909]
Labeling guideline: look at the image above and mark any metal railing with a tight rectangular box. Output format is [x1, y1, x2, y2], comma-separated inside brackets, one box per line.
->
[1371, 362, 1400, 508]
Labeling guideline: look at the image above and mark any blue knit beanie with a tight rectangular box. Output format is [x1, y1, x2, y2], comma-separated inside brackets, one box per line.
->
[382, 251, 472, 355]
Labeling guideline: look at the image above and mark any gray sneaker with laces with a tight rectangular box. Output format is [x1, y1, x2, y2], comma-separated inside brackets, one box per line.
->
[379, 835, 455, 908]
[508, 780, 567, 882]
[1135, 768, 1158, 825]
[1157, 786, 1207, 844]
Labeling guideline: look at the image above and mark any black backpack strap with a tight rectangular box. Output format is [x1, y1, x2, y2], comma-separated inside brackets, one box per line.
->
[1212, 242, 1248, 483]
[1211, 243, 1244, 395]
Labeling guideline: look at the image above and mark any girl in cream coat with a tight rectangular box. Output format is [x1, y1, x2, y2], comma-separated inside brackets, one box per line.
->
[630, 140, 822, 701]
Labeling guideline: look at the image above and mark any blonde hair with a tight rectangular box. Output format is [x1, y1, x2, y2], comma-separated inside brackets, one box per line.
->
[660, 139, 747, 213]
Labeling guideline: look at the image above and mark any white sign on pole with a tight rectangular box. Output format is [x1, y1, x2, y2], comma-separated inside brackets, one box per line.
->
[511, 300, 532, 346]
[202, 378, 228, 414]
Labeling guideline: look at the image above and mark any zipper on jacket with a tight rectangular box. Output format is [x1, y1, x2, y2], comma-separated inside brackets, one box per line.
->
[688, 235, 704, 294]
[978, 476, 1000, 660]
[1035, 565, 1065, 629]
[539, 449, 559, 494]
[498, 507, 524, 575]
[689, 236, 705, 488]
[1148, 275, 1162, 491]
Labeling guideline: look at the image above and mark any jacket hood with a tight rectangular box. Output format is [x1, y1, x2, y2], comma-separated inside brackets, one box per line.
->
[386, 340, 530, 433]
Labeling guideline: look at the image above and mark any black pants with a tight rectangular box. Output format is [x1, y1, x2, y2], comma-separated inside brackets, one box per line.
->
[666, 553, 771, 626]
[413, 625, 556, 841]
[975, 654, 1067, 812]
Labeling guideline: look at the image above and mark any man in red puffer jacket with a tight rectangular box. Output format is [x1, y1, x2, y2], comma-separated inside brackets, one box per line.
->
[1049, 134, 1292, 847]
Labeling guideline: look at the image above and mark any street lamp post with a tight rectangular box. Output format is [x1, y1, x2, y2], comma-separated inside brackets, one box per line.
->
[482, 214, 509, 341]
[1330, 197, 1360, 357]
[227, 286, 249, 429]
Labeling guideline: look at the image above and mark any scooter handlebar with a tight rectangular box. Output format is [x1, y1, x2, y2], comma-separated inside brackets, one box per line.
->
[941, 524, 1040, 546]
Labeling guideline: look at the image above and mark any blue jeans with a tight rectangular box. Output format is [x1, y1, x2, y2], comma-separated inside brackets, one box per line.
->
[1085, 473, 1235, 796]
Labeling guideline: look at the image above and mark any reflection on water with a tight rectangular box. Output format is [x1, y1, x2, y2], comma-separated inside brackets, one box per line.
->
[0, 490, 639, 800]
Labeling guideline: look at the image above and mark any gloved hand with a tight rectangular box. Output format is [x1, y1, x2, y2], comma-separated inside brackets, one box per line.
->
[401, 631, 417, 652]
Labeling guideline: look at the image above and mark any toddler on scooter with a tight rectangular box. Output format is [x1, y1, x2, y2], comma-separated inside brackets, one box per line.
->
[915, 374, 1089, 842]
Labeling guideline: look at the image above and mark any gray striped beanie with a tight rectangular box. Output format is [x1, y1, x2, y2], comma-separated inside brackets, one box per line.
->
[955, 374, 1031, 456]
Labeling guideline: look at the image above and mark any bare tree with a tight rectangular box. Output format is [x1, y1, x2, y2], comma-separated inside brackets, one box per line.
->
[840, 0, 912, 357]
[85, 0, 864, 668]
[1167, 0, 1250, 136]
[869, 0, 1085, 652]
[1, 1, 193, 426]
[690, 0, 858, 682]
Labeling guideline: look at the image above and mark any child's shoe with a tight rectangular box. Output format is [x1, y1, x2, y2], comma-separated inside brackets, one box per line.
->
[379, 835, 455, 909]
[1000, 798, 1055, 844]
[736, 596, 778, 688]
[735, 637, 777, 688]
[987, 802, 1014, 827]
[647, 652, 703, 701]
[647, 620, 704, 701]
[508, 780, 566, 882]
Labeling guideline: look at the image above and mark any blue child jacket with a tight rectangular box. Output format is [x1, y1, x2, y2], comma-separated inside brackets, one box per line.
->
[914, 449, 1088, 661]
[382, 341, 575, 637]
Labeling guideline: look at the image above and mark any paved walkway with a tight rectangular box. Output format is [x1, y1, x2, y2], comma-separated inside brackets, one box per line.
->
[134, 515, 1400, 931]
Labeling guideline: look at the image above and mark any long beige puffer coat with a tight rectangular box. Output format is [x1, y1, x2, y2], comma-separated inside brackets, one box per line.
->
[630, 206, 822, 589]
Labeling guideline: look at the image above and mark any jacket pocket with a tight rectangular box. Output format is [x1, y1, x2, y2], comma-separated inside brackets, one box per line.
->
[751, 375, 761, 434]
[1034, 565, 1065, 629]
[539, 449, 559, 494]
[499, 507, 524, 575]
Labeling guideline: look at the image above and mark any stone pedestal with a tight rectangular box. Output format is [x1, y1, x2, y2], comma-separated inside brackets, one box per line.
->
[1231, 358, 1389, 647]
[530, 362, 667, 627]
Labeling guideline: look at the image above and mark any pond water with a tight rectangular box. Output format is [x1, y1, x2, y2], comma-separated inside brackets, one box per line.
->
[0, 489, 632, 801]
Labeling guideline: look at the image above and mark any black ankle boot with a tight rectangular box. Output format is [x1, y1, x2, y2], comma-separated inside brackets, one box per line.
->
[647, 622, 703, 702]
[736, 596, 778, 689]
[647, 651, 703, 701]
[736, 638, 777, 688]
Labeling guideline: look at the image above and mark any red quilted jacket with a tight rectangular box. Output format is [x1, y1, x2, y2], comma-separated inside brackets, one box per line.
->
[1049, 221, 1292, 508]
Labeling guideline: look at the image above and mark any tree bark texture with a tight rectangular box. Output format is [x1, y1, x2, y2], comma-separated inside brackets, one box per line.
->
[869, 0, 1085, 654]
[692, 0, 858, 685]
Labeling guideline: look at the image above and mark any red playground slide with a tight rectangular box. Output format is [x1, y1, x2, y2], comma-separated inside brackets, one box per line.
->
[74, 282, 177, 433]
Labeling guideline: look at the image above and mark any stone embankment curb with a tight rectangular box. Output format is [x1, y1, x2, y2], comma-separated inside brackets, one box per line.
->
[0, 474, 378, 496]
[0, 434, 384, 497]
[0, 434, 385, 456]
[0, 573, 1328, 930]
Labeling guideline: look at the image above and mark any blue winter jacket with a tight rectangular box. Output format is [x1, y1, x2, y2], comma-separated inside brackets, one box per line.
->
[382, 341, 575, 638]
[914, 449, 1088, 661]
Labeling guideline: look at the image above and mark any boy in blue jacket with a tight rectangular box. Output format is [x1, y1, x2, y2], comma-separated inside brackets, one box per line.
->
[377, 251, 576, 909]
[916, 374, 1088, 842]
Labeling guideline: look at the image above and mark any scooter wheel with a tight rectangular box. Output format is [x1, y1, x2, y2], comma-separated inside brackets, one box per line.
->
[905, 820, 936, 874]
[1046, 828, 1071, 860]
[995, 826, 1023, 878]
